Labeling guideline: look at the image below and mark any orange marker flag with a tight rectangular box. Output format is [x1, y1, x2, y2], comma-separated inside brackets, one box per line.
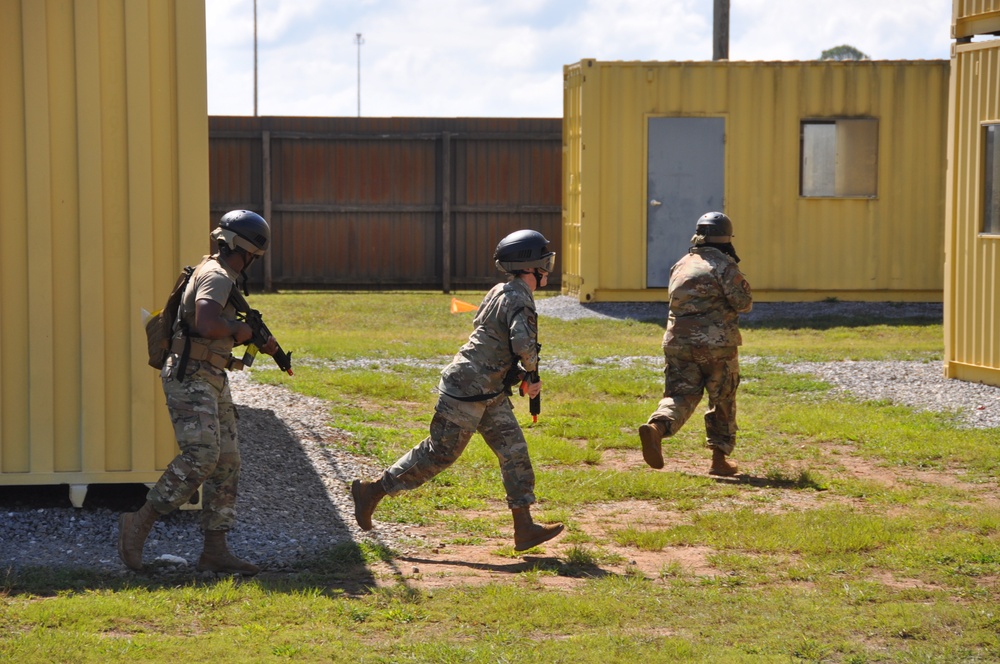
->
[450, 297, 478, 314]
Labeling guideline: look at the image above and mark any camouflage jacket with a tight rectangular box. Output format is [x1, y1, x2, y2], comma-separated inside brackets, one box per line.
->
[438, 278, 539, 400]
[662, 246, 753, 348]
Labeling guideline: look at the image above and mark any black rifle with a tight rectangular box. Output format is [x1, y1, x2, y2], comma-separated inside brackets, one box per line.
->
[519, 344, 541, 422]
[228, 289, 294, 375]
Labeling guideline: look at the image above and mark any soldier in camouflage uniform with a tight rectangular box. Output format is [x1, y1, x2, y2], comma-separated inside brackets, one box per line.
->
[118, 210, 280, 575]
[351, 230, 564, 552]
[639, 212, 753, 476]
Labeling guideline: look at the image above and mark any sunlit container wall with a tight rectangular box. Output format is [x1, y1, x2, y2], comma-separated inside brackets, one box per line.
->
[561, 59, 950, 303]
[0, 0, 208, 503]
[944, 24, 1000, 383]
[952, 0, 1000, 38]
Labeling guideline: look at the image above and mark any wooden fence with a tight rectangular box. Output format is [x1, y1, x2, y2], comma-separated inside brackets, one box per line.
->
[208, 116, 562, 291]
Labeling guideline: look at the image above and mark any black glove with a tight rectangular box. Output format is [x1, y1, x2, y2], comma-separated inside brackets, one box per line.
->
[503, 366, 526, 395]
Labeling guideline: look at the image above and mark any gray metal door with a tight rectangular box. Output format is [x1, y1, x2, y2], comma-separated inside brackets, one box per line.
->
[646, 117, 725, 288]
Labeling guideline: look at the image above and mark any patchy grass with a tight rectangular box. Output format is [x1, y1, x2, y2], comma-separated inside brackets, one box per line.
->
[2, 292, 997, 662]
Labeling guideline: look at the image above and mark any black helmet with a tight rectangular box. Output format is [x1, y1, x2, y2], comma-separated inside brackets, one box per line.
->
[494, 229, 556, 275]
[212, 210, 270, 256]
[695, 212, 733, 240]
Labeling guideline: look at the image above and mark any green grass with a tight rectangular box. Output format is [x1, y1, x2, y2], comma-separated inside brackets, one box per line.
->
[3, 291, 997, 662]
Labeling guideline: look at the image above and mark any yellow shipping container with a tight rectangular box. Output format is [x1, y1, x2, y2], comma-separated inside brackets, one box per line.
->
[562, 59, 950, 303]
[0, 0, 208, 505]
[952, 0, 1000, 38]
[944, 37, 1000, 386]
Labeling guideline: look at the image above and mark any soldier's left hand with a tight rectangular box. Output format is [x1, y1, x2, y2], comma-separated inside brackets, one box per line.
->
[260, 336, 279, 355]
[525, 379, 542, 399]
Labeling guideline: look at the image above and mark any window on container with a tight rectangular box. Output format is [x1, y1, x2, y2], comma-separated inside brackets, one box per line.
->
[800, 119, 878, 197]
[984, 124, 1000, 234]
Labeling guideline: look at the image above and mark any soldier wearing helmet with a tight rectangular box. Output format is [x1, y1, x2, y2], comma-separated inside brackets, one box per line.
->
[351, 229, 564, 552]
[638, 211, 752, 477]
[118, 210, 280, 575]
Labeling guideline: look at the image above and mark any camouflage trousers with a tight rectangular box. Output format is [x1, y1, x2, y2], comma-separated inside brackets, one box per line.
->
[647, 346, 740, 455]
[148, 357, 241, 531]
[381, 396, 536, 508]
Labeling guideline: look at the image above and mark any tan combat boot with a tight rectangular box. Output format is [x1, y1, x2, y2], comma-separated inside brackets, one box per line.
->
[118, 501, 160, 571]
[638, 421, 666, 469]
[351, 479, 387, 531]
[511, 506, 564, 552]
[709, 449, 739, 477]
[197, 530, 260, 576]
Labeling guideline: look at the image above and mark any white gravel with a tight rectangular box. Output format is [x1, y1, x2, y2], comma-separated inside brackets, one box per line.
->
[1, 296, 995, 575]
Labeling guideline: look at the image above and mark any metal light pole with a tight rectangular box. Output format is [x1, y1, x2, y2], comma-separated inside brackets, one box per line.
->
[354, 32, 364, 117]
[253, 0, 258, 116]
[713, 0, 729, 61]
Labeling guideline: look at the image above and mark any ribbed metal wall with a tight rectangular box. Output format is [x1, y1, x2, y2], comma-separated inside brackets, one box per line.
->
[952, 0, 1000, 37]
[944, 38, 1000, 384]
[208, 117, 562, 290]
[561, 59, 949, 303]
[0, 0, 208, 498]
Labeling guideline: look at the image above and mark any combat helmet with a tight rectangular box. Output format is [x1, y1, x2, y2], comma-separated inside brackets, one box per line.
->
[211, 210, 270, 256]
[494, 229, 556, 275]
[694, 211, 733, 242]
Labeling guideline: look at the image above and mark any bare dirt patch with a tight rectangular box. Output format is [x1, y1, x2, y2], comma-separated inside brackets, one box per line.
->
[350, 441, 999, 593]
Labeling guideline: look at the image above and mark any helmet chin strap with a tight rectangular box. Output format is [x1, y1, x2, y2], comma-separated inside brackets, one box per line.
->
[238, 250, 257, 295]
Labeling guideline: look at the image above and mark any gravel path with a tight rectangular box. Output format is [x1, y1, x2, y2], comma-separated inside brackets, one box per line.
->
[1, 296, 995, 575]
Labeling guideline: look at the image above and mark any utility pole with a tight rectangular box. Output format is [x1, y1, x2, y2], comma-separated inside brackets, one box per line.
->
[713, 0, 729, 61]
[354, 33, 364, 117]
[253, 0, 258, 116]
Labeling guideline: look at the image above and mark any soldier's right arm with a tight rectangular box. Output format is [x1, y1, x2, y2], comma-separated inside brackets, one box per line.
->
[195, 299, 253, 343]
[721, 264, 753, 314]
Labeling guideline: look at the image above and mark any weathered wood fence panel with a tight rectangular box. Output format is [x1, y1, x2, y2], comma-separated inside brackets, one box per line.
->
[208, 117, 562, 291]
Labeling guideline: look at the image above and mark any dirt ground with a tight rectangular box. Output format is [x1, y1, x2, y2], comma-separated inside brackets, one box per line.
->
[352, 444, 999, 593]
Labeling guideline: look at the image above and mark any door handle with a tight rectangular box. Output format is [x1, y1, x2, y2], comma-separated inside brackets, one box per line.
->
[649, 199, 662, 207]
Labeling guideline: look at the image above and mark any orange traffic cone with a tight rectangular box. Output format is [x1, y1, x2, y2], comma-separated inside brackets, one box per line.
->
[450, 298, 478, 314]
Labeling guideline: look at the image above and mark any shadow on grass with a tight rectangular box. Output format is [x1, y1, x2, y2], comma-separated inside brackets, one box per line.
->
[392, 553, 614, 581]
[576, 300, 942, 330]
[741, 315, 941, 331]
[708, 472, 828, 491]
[0, 543, 389, 598]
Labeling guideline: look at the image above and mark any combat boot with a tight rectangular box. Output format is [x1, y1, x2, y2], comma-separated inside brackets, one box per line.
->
[351, 478, 387, 531]
[511, 506, 564, 551]
[197, 530, 260, 576]
[638, 421, 666, 469]
[709, 448, 739, 477]
[118, 501, 160, 571]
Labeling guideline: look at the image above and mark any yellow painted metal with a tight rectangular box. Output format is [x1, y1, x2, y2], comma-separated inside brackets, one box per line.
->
[944, 40, 1000, 386]
[561, 59, 950, 303]
[0, 0, 208, 488]
[952, 0, 1000, 38]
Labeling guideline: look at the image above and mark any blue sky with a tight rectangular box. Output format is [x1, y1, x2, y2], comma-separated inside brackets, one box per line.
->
[205, 0, 955, 118]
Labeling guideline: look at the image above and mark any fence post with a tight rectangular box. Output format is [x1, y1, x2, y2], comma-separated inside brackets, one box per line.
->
[262, 129, 273, 292]
[442, 131, 452, 293]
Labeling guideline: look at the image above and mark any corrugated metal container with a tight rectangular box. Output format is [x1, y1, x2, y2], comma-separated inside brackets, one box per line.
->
[0, 0, 208, 504]
[561, 59, 950, 303]
[952, 0, 1000, 38]
[944, 39, 1000, 385]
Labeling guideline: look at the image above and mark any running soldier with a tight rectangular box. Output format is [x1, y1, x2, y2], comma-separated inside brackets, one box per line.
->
[351, 230, 564, 551]
[639, 211, 753, 476]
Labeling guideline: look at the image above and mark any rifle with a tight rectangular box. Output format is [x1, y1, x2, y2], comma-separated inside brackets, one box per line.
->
[518, 343, 541, 422]
[228, 289, 294, 375]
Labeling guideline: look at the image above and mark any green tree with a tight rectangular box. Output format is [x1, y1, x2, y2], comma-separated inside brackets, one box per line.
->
[819, 44, 870, 61]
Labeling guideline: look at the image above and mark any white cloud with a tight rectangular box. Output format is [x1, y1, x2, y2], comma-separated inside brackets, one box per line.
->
[205, 0, 952, 117]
